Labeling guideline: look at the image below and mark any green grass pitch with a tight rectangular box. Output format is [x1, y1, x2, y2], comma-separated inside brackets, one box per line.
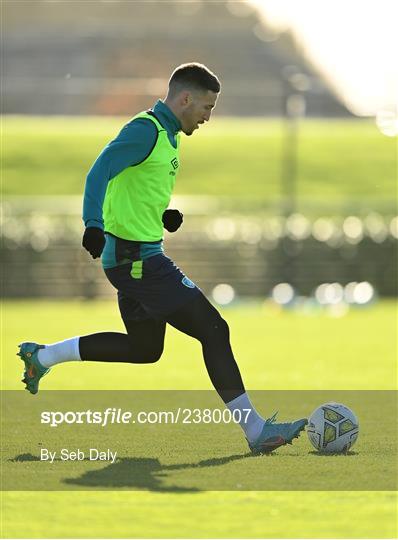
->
[1, 299, 397, 538]
[1, 113, 397, 538]
[3, 117, 396, 212]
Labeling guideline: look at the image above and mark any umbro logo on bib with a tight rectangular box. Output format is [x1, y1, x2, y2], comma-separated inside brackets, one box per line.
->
[171, 158, 179, 170]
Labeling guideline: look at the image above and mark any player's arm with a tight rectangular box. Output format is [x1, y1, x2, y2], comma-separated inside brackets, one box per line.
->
[82, 118, 158, 258]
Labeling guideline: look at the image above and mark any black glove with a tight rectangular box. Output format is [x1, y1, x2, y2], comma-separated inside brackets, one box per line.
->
[82, 226, 105, 259]
[162, 209, 183, 233]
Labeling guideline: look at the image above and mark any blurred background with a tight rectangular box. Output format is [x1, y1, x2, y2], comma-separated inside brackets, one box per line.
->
[2, 0, 397, 310]
[3, 6, 397, 537]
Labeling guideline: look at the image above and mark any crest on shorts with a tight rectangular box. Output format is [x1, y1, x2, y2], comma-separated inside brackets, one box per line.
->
[182, 276, 195, 289]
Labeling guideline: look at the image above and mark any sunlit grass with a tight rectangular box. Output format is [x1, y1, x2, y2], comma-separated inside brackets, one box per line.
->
[3, 117, 396, 214]
[2, 299, 396, 539]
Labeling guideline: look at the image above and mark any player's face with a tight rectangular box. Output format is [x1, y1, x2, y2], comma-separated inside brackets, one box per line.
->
[180, 90, 218, 136]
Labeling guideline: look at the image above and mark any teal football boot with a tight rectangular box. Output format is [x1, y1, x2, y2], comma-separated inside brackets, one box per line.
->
[17, 342, 49, 395]
[248, 412, 308, 454]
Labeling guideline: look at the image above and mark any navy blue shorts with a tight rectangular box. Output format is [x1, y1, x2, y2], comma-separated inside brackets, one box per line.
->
[104, 254, 200, 322]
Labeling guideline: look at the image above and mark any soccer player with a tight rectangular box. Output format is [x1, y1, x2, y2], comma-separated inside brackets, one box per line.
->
[18, 63, 307, 454]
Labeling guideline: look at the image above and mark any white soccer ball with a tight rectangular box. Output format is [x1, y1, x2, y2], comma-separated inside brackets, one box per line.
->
[307, 402, 359, 453]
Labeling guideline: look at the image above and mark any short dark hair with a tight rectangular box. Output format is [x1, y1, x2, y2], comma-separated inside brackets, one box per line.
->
[168, 63, 221, 95]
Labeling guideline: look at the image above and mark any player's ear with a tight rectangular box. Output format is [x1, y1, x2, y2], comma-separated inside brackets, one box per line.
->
[179, 90, 192, 108]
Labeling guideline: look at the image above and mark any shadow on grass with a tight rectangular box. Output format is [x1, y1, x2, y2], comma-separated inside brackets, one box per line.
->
[308, 450, 359, 456]
[10, 453, 93, 462]
[61, 453, 253, 492]
[9, 451, 255, 492]
[10, 453, 41, 462]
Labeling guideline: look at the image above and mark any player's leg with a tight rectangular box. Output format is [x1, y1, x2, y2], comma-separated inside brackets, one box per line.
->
[79, 292, 166, 363]
[166, 291, 307, 453]
[167, 291, 244, 403]
[79, 319, 165, 363]
[166, 291, 265, 440]
[18, 294, 166, 394]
